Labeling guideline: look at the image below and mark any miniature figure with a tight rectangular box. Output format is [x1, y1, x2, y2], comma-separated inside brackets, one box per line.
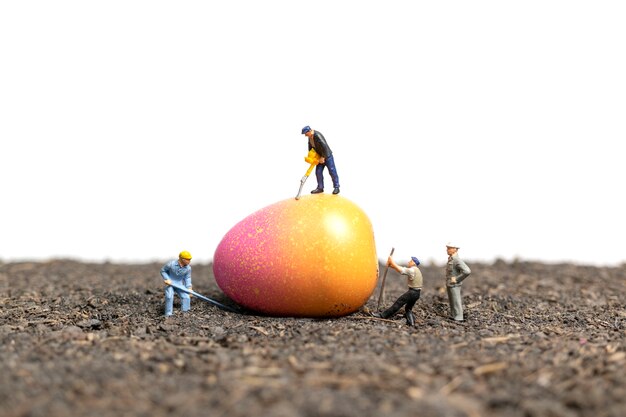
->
[161, 251, 193, 316]
[301, 126, 340, 195]
[445, 243, 471, 322]
[372, 255, 423, 326]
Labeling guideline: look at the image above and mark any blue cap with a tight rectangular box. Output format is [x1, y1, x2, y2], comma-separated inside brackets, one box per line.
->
[301, 125, 311, 134]
[411, 257, 420, 266]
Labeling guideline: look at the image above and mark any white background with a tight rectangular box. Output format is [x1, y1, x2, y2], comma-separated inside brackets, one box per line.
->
[2, 1, 625, 266]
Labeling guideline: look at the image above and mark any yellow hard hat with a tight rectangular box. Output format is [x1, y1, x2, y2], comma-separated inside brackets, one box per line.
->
[179, 251, 192, 260]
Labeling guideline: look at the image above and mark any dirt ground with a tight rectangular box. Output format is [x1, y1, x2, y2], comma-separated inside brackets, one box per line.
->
[1, 259, 624, 417]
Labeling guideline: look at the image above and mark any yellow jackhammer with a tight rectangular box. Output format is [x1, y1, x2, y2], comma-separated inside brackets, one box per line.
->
[295, 148, 320, 200]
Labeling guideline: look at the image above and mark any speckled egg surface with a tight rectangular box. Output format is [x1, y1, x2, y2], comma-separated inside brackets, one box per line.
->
[213, 194, 378, 317]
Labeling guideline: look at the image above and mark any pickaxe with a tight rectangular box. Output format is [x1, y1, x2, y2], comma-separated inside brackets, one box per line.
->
[376, 247, 395, 311]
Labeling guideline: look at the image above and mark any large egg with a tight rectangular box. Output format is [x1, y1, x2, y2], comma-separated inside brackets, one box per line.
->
[213, 194, 378, 317]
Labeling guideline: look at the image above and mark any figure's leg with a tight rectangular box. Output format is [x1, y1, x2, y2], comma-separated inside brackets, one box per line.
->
[380, 291, 411, 319]
[164, 286, 174, 316]
[446, 286, 454, 317]
[325, 155, 340, 190]
[405, 310, 416, 326]
[453, 286, 464, 320]
[180, 290, 191, 312]
[404, 289, 421, 326]
[404, 289, 421, 312]
[314, 164, 325, 191]
[447, 286, 464, 321]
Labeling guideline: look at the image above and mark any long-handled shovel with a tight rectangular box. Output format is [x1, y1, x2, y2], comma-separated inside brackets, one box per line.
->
[295, 149, 320, 200]
[376, 247, 395, 311]
[168, 283, 244, 314]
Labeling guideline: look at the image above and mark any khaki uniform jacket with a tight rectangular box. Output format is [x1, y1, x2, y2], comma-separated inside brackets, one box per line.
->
[446, 254, 471, 287]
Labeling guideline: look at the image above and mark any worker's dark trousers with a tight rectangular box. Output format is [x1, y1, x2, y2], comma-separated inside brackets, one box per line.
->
[380, 288, 421, 325]
[315, 154, 340, 190]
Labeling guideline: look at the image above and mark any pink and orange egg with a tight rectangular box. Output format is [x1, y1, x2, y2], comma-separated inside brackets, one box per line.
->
[213, 194, 378, 317]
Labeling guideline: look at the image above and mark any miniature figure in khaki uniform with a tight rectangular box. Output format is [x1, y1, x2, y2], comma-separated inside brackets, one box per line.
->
[445, 243, 471, 322]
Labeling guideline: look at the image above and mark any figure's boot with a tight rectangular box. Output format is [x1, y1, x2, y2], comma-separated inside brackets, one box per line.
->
[405, 310, 415, 327]
[374, 309, 391, 319]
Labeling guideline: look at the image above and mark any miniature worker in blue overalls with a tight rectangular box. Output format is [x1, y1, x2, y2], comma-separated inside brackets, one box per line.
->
[301, 126, 340, 195]
[161, 251, 193, 316]
[373, 255, 423, 326]
[445, 243, 471, 322]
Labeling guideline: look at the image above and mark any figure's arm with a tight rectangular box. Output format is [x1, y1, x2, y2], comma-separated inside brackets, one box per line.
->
[387, 256, 403, 273]
[314, 134, 331, 159]
[160, 263, 172, 285]
[184, 269, 192, 289]
[455, 259, 471, 283]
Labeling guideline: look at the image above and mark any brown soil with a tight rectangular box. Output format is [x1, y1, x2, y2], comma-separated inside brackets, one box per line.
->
[1, 260, 624, 417]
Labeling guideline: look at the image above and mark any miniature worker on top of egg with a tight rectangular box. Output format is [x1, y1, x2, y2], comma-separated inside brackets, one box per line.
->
[372, 255, 423, 326]
[161, 251, 193, 317]
[301, 126, 340, 195]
